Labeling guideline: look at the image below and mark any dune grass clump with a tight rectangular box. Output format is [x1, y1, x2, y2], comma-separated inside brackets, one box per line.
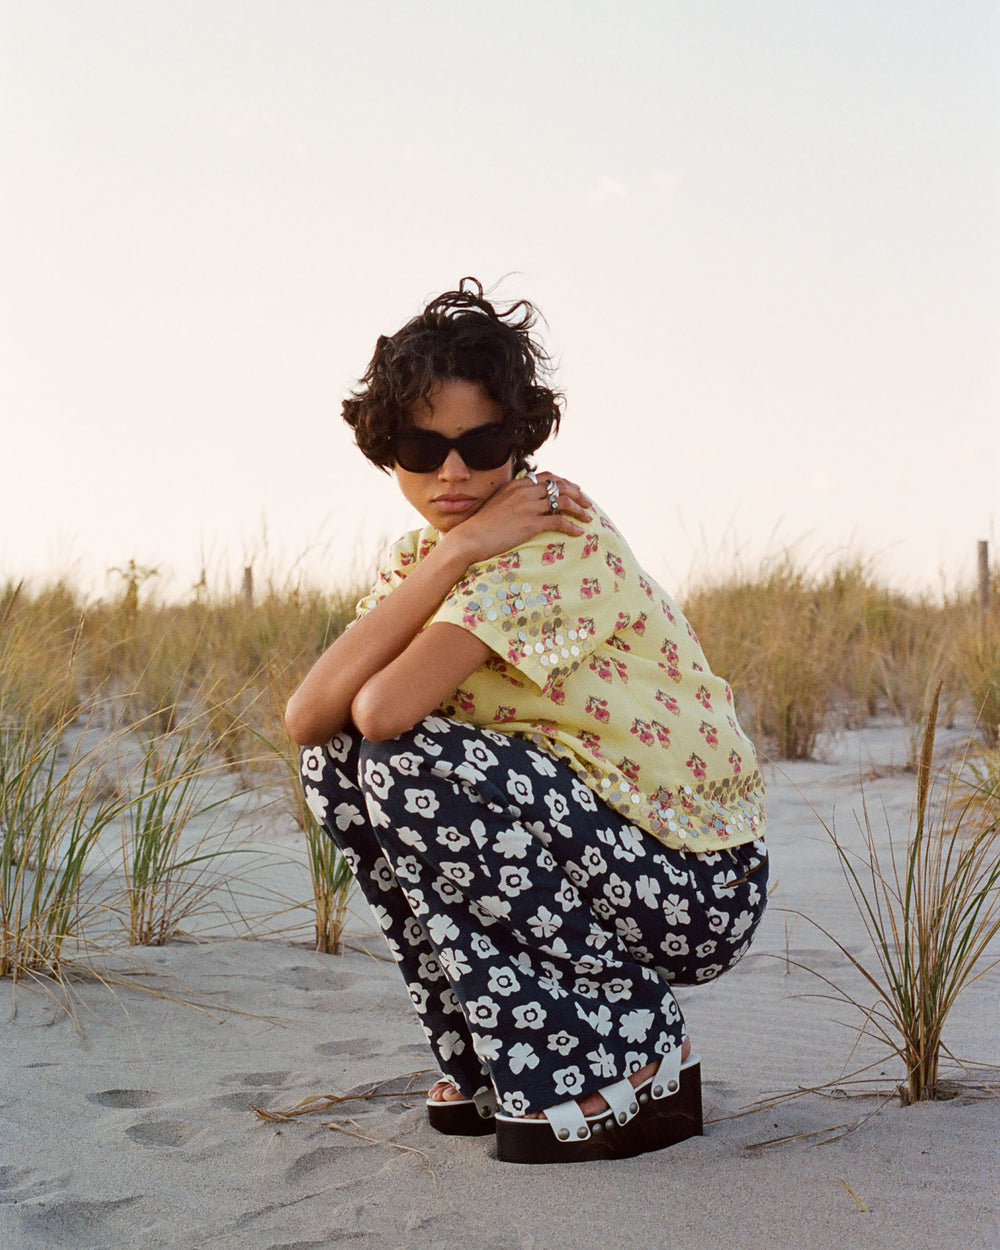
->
[806, 686, 1000, 1103]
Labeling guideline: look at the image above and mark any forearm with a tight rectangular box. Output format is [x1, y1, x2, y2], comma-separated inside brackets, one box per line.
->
[284, 533, 479, 745]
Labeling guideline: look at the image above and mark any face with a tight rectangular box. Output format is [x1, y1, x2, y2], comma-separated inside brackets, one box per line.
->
[394, 378, 516, 532]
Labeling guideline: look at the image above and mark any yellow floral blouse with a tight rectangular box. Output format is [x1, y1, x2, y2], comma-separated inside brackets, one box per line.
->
[355, 501, 766, 854]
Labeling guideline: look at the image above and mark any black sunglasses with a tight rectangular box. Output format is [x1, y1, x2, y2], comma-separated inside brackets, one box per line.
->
[392, 424, 518, 473]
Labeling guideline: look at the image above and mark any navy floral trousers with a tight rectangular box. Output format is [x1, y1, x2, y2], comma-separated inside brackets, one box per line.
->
[299, 715, 767, 1116]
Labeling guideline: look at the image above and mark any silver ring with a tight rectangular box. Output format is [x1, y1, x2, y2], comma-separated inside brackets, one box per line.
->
[545, 479, 560, 513]
[525, 469, 538, 483]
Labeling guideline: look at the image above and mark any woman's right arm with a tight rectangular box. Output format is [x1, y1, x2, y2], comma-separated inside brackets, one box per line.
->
[284, 473, 591, 746]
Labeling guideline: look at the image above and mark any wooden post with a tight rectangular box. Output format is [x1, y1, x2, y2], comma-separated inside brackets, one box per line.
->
[978, 540, 990, 615]
[242, 565, 254, 610]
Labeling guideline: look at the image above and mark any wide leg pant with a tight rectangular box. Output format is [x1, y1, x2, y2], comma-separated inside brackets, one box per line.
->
[300, 715, 767, 1117]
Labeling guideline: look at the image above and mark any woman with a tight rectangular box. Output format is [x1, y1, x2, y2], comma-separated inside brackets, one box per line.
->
[286, 279, 768, 1164]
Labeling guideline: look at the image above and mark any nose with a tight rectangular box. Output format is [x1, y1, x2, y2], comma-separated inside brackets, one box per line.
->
[438, 448, 471, 480]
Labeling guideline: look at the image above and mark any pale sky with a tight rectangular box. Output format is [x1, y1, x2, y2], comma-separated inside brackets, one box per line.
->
[2, 0, 997, 601]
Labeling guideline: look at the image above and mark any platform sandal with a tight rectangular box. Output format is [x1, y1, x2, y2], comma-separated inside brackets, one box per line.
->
[426, 1084, 498, 1136]
[494, 1051, 702, 1164]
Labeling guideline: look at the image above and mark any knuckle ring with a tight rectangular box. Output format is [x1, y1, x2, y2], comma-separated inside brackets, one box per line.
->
[545, 479, 560, 513]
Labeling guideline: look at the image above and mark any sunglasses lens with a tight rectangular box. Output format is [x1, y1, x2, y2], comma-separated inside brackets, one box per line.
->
[394, 428, 515, 473]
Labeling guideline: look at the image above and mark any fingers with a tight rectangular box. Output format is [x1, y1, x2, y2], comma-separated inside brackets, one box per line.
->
[534, 473, 592, 525]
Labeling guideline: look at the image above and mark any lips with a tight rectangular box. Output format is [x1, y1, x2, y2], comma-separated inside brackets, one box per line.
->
[433, 494, 478, 513]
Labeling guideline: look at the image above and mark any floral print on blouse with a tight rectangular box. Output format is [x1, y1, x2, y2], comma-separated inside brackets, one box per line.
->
[353, 500, 766, 853]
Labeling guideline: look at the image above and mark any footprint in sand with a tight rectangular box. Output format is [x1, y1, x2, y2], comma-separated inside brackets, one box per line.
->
[87, 1089, 163, 1109]
[124, 1121, 199, 1148]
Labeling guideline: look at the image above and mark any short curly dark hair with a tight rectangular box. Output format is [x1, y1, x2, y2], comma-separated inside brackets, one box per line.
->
[342, 277, 563, 474]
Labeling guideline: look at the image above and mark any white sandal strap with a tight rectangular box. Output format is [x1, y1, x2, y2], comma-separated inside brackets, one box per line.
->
[650, 1048, 684, 1100]
[473, 1088, 498, 1117]
[542, 1097, 592, 1142]
[598, 1077, 640, 1126]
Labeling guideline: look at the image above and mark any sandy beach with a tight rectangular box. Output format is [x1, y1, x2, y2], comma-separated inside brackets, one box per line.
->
[3, 719, 999, 1250]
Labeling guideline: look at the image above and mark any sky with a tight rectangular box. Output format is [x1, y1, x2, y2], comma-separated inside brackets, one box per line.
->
[2, 0, 998, 602]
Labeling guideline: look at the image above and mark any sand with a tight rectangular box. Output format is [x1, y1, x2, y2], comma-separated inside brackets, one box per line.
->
[2, 720, 999, 1249]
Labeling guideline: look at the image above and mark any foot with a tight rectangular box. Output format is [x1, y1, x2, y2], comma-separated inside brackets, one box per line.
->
[427, 1078, 466, 1104]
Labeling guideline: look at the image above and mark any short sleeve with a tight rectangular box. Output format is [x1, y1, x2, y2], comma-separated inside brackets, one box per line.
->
[350, 530, 430, 622]
[430, 517, 638, 694]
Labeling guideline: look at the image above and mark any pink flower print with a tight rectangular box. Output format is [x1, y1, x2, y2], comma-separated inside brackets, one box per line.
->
[614, 611, 631, 632]
[687, 622, 701, 645]
[497, 551, 521, 571]
[660, 639, 679, 664]
[685, 752, 707, 781]
[655, 690, 680, 716]
[578, 729, 602, 752]
[605, 552, 625, 579]
[580, 577, 600, 599]
[577, 616, 595, 637]
[495, 705, 517, 722]
[696, 684, 712, 710]
[586, 695, 610, 724]
[454, 688, 476, 713]
[633, 612, 648, 635]
[399, 550, 415, 566]
[630, 718, 654, 746]
[699, 720, 719, 749]
[549, 685, 566, 705]
[639, 575, 653, 599]
[464, 610, 481, 629]
[652, 720, 671, 747]
[611, 658, 629, 683]
[418, 537, 435, 559]
[617, 756, 640, 783]
[728, 748, 742, 775]
[541, 582, 561, 600]
[590, 656, 613, 684]
[541, 542, 565, 565]
[583, 532, 600, 558]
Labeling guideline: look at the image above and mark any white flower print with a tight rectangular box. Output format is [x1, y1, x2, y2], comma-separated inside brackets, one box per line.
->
[493, 826, 531, 859]
[577, 1004, 613, 1036]
[553, 1065, 585, 1095]
[504, 1091, 531, 1116]
[417, 952, 443, 981]
[695, 963, 723, 982]
[547, 1029, 579, 1056]
[406, 887, 429, 917]
[660, 932, 690, 958]
[403, 788, 440, 820]
[396, 825, 427, 851]
[566, 860, 589, 888]
[498, 865, 531, 897]
[509, 1042, 540, 1074]
[512, 1001, 548, 1029]
[618, 1008, 655, 1043]
[300, 747, 325, 782]
[487, 965, 521, 997]
[538, 936, 570, 961]
[438, 1029, 466, 1059]
[440, 861, 474, 890]
[480, 727, 510, 747]
[436, 825, 470, 852]
[512, 950, 535, 978]
[470, 896, 511, 926]
[464, 739, 499, 771]
[527, 748, 558, 776]
[470, 931, 499, 959]
[605, 976, 633, 1003]
[333, 800, 365, 832]
[427, 914, 460, 945]
[402, 917, 425, 947]
[585, 922, 613, 952]
[466, 995, 501, 1029]
[371, 904, 392, 932]
[369, 860, 396, 893]
[587, 1044, 617, 1078]
[654, 853, 690, 887]
[534, 847, 557, 873]
[730, 909, 755, 940]
[411, 732, 442, 756]
[592, 898, 615, 921]
[707, 907, 728, 933]
[388, 750, 422, 776]
[524, 818, 552, 847]
[472, 1032, 502, 1062]
[554, 880, 581, 913]
[537, 970, 568, 1000]
[625, 1051, 648, 1075]
[440, 987, 462, 1014]
[612, 826, 646, 863]
[451, 762, 486, 788]
[573, 977, 600, 999]
[580, 846, 607, 877]
[438, 946, 472, 978]
[695, 939, 717, 959]
[304, 786, 329, 823]
[527, 906, 562, 939]
[712, 868, 740, 899]
[339, 846, 360, 875]
[595, 825, 617, 846]
[604, 873, 632, 908]
[544, 790, 571, 823]
[409, 985, 429, 1012]
[506, 771, 535, 805]
[636, 875, 662, 908]
[325, 733, 351, 762]
[614, 916, 643, 945]
[570, 778, 598, 810]
[422, 715, 450, 734]
[662, 894, 691, 926]
[362, 759, 394, 799]
[393, 855, 421, 884]
[366, 796, 390, 829]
